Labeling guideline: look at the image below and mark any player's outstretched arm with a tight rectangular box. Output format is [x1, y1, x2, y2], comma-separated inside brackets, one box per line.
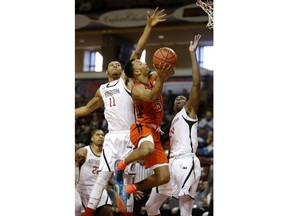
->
[122, 7, 166, 86]
[75, 88, 104, 117]
[185, 34, 202, 117]
[130, 7, 166, 60]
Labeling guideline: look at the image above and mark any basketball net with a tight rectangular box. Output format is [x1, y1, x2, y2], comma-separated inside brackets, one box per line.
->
[196, 0, 214, 29]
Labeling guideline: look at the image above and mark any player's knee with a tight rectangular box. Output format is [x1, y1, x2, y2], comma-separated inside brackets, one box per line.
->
[157, 171, 170, 185]
[140, 144, 154, 157]
[139, 136, 154, 157]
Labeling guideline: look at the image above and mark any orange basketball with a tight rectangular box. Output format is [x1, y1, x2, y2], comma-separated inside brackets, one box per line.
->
[153, 47, 177, 69]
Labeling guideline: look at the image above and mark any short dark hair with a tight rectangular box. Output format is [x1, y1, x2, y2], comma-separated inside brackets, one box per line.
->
[124, 59, 135, 78]
[91, 129, 103, 137]
[106, 59, 123, 70]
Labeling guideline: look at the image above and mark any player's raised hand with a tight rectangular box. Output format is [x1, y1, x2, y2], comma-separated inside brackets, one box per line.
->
[147, 7, 166, 27]
[189, 34, 202, 53]
[154, 62, 173, 81]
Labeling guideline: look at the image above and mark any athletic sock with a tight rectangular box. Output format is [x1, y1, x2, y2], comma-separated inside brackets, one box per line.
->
[83, 207, 95, 216]
[125, 184, 137, 194]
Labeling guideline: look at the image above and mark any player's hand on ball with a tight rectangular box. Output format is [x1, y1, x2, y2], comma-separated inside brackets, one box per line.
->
[154, 62, 174, 81]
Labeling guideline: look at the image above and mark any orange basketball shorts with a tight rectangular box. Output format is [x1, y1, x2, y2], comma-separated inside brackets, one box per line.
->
[130, 122, 168, 168]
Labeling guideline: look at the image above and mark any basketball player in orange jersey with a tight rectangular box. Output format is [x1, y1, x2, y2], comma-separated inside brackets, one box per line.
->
[75, 7, 167, 216]
[145, 34, 203, 216]
[113, 55, 175, 212]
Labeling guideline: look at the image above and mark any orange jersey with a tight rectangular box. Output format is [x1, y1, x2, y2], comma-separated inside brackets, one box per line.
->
[130, 77, 168, 168]
[132, 77, 164, 126]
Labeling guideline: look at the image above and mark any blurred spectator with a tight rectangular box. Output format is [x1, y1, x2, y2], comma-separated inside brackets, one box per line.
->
[181, 88, 189, 99]
[198, 110, 213, 131]
[76, 125, 91, 146]
[197, 127, 208, 149]
[165, 89, 176, 115]
[160, 114, 173, 147]
[75, 95, 87, 107]
[89, 113, 100, 131]
[198, 130, 213, 156]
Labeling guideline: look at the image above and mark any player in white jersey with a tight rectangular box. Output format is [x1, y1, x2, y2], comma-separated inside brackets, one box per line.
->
[145, 34, 203, 216]
[75, 7, 167, 216]
[75, 129, 113, 216]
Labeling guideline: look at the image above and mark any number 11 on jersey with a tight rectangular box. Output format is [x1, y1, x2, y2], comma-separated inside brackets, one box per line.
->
[109, 97, 116, 107]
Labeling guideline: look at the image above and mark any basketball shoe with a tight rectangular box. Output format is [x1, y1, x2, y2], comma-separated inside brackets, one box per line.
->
[113, 159, 124, 185]
[114, 183, 129, 213]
